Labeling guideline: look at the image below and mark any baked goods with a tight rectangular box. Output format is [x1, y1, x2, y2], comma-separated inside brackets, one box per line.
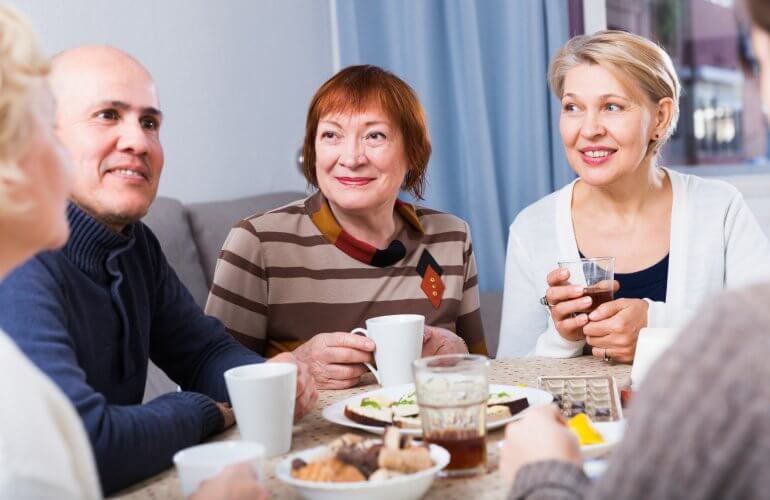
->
[344, 389, 530, 428]
[291, 427, 435, 483]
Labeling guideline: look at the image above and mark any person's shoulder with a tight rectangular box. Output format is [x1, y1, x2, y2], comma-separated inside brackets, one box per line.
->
[0, 250, 63, 290]
[236, 197, 309, 235]
[414, 205, 470, 234]
[670, 169, 741, 201]
[510, 186, 563, 233]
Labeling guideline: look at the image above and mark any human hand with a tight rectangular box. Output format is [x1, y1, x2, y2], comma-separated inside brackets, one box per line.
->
[544, 268, 620, 342]
[216, 402, 235, 430]
[583, 298, 649, 363]
[292, 332, 375, 389]
[422, 326, 469, 356]
[268, 352, 318, 420]
[189, 463, 267, 500]
[499, 405, 581, 486]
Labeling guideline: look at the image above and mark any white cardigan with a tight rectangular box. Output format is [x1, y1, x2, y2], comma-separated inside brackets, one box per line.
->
[496, 168, 770, 358]
[0, 330, 101, 500]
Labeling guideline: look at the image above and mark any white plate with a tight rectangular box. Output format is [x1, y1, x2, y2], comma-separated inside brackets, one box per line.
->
[322, 383, 553, 436]
[581, 420, 626, 459]
[276, 443, 450, 500]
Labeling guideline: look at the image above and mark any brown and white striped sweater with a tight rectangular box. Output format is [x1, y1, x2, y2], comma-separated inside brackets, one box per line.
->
[204, 191, 488, 357]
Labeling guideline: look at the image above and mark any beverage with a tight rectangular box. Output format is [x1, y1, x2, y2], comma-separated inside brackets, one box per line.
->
[413, 354, 489, 477]
[424, 428, 486, 471]
[583, 287, 613, 313]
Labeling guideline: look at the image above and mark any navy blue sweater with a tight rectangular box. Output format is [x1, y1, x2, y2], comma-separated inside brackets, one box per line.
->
[0, 203, 264, 494]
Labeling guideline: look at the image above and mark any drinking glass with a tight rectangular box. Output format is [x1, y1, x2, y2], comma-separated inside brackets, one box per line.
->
[412, 354, 489, 477]
[557, 257, 615, 313]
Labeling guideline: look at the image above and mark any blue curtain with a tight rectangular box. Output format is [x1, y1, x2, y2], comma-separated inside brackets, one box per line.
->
[335, 0, 573, 291]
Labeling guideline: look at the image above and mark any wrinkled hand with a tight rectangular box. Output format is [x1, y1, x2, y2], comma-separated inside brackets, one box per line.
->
[216, 402, 235, 430]
[292, 332, 375, 389]
[500, 405, 581, 486]
[583, 298, 648, 363]
[544, 268, 620, 342]
[268, 352, 318, 420]
[190, 463, 267, 500]
[422, 326, 468, 356]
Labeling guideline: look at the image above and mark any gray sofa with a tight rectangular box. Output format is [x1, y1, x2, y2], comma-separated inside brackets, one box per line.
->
[141, 192, 504, 398]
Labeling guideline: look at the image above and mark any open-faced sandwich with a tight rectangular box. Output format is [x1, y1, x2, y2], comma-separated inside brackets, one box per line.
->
[290, 427, 434, 482]
[343, 389, 530, 428]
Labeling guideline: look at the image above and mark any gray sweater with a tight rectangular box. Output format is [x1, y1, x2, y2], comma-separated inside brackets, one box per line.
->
[508, 284, 770, 500]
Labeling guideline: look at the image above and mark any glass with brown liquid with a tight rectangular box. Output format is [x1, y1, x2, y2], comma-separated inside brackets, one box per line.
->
[557, 257, 615, 313]
[413, 354, 489, 477]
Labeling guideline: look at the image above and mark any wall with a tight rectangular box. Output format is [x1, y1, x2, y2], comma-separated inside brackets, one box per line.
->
[13, 0, 334, 203]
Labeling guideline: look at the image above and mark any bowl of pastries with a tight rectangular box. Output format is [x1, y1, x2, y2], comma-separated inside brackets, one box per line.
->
[275, 427, 450, 500]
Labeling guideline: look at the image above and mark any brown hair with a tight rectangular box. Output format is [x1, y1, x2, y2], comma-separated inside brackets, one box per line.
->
[548, 30, 680, 153]
[747, 0, 770, 33]
[301, 65, 431, 199]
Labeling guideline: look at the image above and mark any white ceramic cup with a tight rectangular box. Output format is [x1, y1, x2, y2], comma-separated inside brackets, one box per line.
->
[173, 441, 264, 498]
[351, 314, 424, 387]
[224, 362, 296, 457]
[631, 327, 680, 390]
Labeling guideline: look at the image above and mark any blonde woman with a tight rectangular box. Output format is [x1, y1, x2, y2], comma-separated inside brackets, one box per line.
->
[0, 5, 100, 499]
[497, 30, 770, 362]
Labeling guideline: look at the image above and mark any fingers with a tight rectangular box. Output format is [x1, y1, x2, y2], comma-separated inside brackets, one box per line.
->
[322, 362, 370, 380]
[545, 285, 586, 309]
[546, 267, 570, 286]
[591, 346, 634, 364]
[320, 346, 374, 364]
[588, 299, 624, 321]
[330, 332, 375, 351]
[315, 374, 362, 390]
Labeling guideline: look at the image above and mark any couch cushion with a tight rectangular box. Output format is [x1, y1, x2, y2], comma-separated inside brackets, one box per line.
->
[187, 191, 306, 285]
[142, 196, 210, 308]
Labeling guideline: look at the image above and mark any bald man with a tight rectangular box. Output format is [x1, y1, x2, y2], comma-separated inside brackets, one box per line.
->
[0, 46, 316, 494]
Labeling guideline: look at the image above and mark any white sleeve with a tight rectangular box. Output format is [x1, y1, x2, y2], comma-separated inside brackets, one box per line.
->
[723, 190, 770, 287]
[497, 227, 585, 358]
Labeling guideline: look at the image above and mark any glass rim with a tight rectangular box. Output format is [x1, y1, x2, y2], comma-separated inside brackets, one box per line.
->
[412, 353, 489, 372]
[557, 256, 615, 266]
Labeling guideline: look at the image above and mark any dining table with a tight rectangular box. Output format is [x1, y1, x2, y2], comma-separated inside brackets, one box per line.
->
[112, 356, 631, 499]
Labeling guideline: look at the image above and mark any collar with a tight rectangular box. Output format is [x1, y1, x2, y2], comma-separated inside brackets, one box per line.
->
[64, 202, 135, 275]
[305, 191, 424, 267]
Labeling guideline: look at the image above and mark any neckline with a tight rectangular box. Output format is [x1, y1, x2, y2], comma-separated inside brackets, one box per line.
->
[64, 202, 135, 275]
[304, 191, 424, 267]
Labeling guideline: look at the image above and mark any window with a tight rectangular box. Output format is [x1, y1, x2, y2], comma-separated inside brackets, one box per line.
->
[605, 0, 767, 168]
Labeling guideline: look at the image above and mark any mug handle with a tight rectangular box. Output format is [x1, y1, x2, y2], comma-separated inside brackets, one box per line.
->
[350, 327, 379, 385]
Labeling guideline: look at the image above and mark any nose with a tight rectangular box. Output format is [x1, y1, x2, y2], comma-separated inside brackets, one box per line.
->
[338, 136, 366, 169]
[116, 121, 150, 155]
[580, 109, 606, 139]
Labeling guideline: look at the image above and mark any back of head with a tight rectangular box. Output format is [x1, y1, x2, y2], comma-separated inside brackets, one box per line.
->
[0, 5, 49, 215]
[548, 30, 681, 153]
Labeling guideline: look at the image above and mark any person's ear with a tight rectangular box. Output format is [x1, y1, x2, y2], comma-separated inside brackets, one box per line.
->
[652, 97, 674, 142]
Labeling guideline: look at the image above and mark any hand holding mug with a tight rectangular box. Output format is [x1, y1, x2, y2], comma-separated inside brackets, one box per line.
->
[583, 298, 649, 363]
[268, 352, 318, 420]
[292, 332, 375, 389]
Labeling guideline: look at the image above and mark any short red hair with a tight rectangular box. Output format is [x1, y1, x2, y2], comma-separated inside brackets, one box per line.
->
[302, 65, 431, 199]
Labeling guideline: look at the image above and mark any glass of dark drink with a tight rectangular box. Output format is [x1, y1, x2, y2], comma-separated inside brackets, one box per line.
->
[557, 257, 615, 313]
[412, 354, 489, 477]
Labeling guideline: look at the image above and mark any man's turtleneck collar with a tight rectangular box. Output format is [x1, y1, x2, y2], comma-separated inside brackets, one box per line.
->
[65, 202, 135, 275]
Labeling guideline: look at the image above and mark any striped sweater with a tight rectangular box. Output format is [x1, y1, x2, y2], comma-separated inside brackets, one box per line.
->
[205, 191, 488, 357]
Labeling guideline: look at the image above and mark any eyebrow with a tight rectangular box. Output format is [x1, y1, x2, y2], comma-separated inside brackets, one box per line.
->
[562, 93, 630, 101]
[92, 100, 163, 118]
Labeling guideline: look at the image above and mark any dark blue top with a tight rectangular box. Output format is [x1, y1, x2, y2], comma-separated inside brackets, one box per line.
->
[0, 203, 264, 494]
[614, 255, 670, 302]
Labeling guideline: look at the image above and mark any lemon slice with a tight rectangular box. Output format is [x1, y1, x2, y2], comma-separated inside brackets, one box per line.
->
[567, 413, 605, 446]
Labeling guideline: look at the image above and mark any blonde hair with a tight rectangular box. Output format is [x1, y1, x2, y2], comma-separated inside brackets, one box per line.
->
[0, 5, 49, 215]
[548, 30, 681, 153]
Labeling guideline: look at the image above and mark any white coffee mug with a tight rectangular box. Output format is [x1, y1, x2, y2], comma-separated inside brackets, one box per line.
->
[173, 441, 264, 498]
[631, 327, 680, 390]
[224, 362, 296, 457]
[351, 314, 424, 387]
